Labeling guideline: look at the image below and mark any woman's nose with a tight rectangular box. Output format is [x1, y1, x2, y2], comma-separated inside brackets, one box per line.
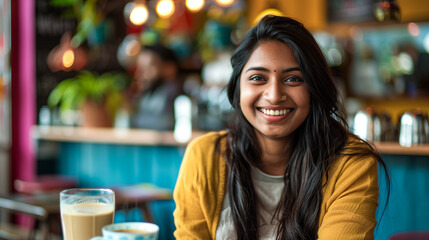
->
[263, 82, 286, 104]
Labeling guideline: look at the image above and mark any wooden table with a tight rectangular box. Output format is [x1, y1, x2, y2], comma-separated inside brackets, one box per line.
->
[113, 184, 173, 223]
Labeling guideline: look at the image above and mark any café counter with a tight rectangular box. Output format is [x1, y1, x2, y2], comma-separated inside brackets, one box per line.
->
[33, 125, 429, 154]
[31, 126, 429, 240]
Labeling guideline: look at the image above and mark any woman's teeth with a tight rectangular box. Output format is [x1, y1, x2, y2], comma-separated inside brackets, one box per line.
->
[260, 108, 291, 116]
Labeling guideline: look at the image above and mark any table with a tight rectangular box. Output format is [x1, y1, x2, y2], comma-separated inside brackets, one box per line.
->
[0, 186, 172, 239]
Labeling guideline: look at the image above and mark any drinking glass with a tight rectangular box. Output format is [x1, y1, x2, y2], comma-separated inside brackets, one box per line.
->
[60, 188, 115, 240]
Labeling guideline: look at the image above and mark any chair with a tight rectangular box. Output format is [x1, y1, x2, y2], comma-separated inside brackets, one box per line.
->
[0, 192, 60, 240]
[389, 231, 429, 240]
[0, 175, 78, 239]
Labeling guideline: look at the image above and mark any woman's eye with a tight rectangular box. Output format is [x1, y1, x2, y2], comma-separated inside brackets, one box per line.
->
[249, 75, 264, 81]
[284, 76, 304, 84]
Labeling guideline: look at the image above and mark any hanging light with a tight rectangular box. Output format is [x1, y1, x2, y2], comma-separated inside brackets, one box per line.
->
[124, 2, 149, 26]
[186, 0, 204, 12]
[215, 0, 234, 7]
[62, 49, 75, 68]
[156, 0, 175, 18]
[47, 33, 87, 72]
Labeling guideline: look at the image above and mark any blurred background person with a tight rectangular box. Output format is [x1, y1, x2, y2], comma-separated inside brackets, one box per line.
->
[128, 44, 184, 130]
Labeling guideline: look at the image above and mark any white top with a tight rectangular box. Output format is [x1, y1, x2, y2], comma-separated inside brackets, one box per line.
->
[216, 167, 285, 240]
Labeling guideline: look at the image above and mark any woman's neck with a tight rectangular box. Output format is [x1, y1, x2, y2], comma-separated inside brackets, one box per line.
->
[257, 134, 293, 176]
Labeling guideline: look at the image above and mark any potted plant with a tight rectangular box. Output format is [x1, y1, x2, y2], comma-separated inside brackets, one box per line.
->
[48, 70, 130, 127]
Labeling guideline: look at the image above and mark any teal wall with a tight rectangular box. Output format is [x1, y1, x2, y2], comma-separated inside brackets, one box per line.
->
[56, 142, 429, 240]
[58, 142, 186, 240]
[376, 154, 429, 240]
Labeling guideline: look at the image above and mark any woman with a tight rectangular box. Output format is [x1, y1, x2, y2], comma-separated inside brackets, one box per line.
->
[173, 15, 388, 240]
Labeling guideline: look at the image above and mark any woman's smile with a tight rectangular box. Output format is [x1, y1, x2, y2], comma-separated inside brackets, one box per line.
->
[257, 106, 293, 122]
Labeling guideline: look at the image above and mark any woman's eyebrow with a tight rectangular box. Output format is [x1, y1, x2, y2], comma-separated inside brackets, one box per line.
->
[245, 66, 270, 73]
[244, 66, 300, 73]
[282, 67, 300, 73]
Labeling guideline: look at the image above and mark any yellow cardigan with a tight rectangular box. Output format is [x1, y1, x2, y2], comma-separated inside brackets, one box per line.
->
[173, 131, 379, 239]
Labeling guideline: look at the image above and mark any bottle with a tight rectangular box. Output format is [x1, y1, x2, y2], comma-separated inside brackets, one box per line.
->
[174, 95, 192, 143]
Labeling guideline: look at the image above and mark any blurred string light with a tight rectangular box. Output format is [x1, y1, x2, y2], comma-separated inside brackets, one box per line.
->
[124, 1, 149, 26]
[186, 0, 205, 12]
[215, 0, 234, 7]
[407, 22, 420, 37]
[125, 0, 238, 23]
[156, 0, 175, 18]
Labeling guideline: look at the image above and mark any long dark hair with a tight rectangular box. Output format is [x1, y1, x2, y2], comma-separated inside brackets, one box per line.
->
[221, 15, 389, 240]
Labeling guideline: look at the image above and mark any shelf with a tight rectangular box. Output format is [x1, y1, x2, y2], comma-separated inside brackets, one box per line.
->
[32, 126, 205, 146]
[373, 142, 429, 156]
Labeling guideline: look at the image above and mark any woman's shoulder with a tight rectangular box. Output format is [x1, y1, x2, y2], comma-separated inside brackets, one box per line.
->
[330, 134, 379, 175]
[187, 130, 227, 150]
[342, 134, 376, 154]
[181, 131, 227, 180]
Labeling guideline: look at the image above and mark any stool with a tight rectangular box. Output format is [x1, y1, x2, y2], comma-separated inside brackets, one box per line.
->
[113, 183, 172, 223]
[389, 231, 429, 240]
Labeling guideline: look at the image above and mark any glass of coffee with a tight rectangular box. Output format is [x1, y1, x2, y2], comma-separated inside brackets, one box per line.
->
[60, 188, 115, 240]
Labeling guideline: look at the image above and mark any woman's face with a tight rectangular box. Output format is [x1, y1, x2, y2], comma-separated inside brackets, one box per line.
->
[239, 40, 311, 142]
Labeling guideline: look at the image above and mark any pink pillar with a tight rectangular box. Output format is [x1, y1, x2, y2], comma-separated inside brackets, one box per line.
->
[10, 0, 36, 185]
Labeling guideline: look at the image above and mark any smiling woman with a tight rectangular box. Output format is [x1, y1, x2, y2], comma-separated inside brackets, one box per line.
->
[173, 15, 389, 240]
[239, 40, 310, 151]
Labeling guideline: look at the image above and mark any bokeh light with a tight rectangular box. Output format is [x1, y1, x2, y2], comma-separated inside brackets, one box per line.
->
[398, 52, 414, 74]
[125, 38, 141, 57]
[215, 0, 234, 7]
[62, 49, 75, 69]
[407, 22, 420, 37]
[423, 33, 429, 53]
[156, 0, 175, 18]
[130, 4, 149, 25]
[186, 0, 204, 12]
[254, 8, 283, 25]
